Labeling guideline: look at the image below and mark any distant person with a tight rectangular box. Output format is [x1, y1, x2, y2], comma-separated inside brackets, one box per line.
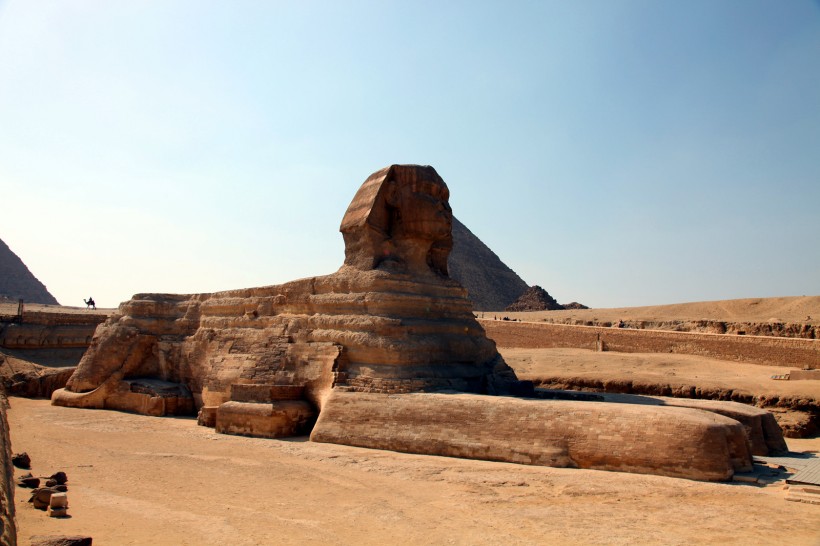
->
[84, 297, 96, 310]
[617, 319, 625, 328]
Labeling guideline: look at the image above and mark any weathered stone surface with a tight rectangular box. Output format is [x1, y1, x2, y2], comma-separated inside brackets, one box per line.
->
[216, 400, 315, 439]
[588, 393, 787, 456]
[197, 406, 218, 427]
[2, 363, 75, 399]
[311, 391, 753, 481]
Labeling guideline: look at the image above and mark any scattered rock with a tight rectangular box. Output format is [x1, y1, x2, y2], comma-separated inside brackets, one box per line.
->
[47, 492, 69, 517]
[49, 471, 68, 485]
[16, 473, 40, 488]
[12, 451, 31, 468]
[29, 487, 56, 509]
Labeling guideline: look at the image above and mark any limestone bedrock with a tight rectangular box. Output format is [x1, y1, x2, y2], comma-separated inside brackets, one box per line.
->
[52, 164, 758, 480]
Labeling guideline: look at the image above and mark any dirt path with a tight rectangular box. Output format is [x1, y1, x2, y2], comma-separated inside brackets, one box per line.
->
[8, 397, 820, 545]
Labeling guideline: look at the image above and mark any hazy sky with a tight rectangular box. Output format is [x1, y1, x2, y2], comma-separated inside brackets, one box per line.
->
[1, 1, 818, 309]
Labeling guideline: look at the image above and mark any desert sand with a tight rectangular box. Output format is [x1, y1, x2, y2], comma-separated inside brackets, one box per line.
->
[8, 396, 820, 546]
[495, 295, 820, 325]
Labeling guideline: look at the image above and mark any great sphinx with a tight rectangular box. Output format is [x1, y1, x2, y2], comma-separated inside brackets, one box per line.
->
[54, 165, 759, 481]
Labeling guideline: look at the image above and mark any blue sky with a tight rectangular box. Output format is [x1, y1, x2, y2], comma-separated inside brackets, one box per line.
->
[1, 1, 818, 309]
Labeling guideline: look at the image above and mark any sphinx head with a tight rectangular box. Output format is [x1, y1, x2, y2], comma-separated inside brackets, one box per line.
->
[340, 165, 453, 277]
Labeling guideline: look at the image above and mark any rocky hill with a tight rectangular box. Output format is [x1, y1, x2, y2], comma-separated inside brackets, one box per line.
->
[0, 238, 59, 305]
[449, 217, 528, 311]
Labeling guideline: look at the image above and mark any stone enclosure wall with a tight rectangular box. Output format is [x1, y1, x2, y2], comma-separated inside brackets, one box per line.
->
[0, 310, 106, 350]
[481, 320, 819, 369]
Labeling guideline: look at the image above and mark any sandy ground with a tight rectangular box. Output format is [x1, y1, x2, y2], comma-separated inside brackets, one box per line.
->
[492, 295, 820, 325]
[8, 397, 820, 546]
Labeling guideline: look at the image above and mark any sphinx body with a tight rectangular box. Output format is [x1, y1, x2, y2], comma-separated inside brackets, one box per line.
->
[54, 165, 759, 481]
[55, 165, 521, 416]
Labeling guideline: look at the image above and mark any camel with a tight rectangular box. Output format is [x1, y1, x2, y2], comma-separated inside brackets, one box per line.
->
[84, 298, 96, 310]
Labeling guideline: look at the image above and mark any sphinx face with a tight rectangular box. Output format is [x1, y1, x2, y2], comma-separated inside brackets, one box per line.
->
[339, 165, 454, 275]
[388, 174, 453, 241]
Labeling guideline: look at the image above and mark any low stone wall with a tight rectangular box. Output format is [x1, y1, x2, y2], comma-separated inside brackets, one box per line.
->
[312, 391, 753, 482]
[481, 320, 819, 368]
[0, 310, 107, 350]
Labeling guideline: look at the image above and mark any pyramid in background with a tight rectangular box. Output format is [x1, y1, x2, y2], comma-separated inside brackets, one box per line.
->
[0, 238, 59, 305]
[449, 217, 528, 311]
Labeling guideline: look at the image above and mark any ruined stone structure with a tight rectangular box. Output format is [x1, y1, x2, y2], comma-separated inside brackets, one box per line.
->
[53, 165, 765, 481]
[1, 309, 108, 398]
[482, 320, 819, 368]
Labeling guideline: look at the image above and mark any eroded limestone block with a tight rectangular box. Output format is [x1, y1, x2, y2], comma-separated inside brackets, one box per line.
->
[197, 406, 218, 427]
[649, 398, 787, 456]
[215, 400, 315, 439]
[589, 392, 788, 456]
[49, 492, 68, 509]
[47, 506, 67, 518]
[312, 391, 753, 481]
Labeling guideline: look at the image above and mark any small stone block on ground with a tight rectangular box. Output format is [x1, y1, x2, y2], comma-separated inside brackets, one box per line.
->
[197, 406, 218, 427]
[49, 492, 68, 508]
[47, 506, 68, 517]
